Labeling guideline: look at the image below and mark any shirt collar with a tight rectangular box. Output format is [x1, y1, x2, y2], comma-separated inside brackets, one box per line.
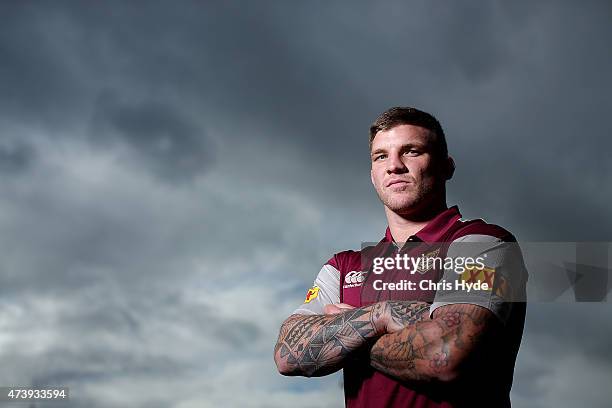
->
[384, 205, 462, 245]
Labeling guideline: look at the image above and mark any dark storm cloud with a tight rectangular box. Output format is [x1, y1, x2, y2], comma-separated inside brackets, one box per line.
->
[8, 0, 609, 224]
[91, 93, 214, 181]
[0, 141, 35, 173]
[524, 303, 612, 364]
[439, 0, 612, 240]
[0, 2, 90, 129]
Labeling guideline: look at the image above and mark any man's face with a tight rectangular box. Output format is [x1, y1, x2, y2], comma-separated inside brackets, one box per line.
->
[370, 124, 447, 215]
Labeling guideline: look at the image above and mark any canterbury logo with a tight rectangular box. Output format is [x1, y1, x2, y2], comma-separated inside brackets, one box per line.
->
[343, 271, 366, 287]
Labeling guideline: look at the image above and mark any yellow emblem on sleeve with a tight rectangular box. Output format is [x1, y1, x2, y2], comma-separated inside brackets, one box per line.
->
[304, 286, 320, 303]
[461, 265, 495, 291]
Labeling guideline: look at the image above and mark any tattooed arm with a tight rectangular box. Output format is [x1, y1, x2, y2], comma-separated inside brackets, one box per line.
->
[274, 301, 429, 377]
[274, 304, 386, 377]
[369, 303, 498, 383]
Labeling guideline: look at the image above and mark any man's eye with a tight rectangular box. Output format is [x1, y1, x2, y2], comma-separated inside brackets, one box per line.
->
[374, 154, 387, 161]
[405, 150, 420, 156]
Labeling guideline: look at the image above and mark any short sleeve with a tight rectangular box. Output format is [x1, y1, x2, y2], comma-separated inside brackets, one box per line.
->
[429, 234, 527, 325]
[292, 264, 341, 315]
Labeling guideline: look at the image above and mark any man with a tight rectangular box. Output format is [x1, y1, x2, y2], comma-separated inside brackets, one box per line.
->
[274, 107, 527, 407]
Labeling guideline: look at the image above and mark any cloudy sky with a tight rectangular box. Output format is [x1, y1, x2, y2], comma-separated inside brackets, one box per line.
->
[0, 1, 611, 407]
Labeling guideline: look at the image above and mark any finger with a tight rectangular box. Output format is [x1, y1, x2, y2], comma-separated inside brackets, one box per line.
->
[324, 304, 343, 315]
[335, 303, 356, 310]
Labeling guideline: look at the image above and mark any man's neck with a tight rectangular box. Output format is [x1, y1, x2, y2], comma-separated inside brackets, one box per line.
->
[385, 201, 448, 244]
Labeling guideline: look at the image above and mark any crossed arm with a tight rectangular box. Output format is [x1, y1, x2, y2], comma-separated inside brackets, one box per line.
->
[274, 301, 497, 382]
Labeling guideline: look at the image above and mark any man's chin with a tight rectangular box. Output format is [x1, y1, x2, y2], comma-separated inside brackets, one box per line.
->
[384, 200, 419, 215]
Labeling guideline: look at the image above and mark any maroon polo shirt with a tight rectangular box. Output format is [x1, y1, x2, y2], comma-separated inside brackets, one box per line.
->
[319, 206, 527, 408]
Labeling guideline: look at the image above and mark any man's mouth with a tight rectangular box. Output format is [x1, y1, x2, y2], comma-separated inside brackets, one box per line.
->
[386, 179, 412, 188]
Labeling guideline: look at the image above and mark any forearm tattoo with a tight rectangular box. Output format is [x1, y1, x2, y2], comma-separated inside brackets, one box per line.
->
[385, 301, 431, 328]
[274, 304, 387, 377]
[370, 303, 493, 382]
[274, 301, 430, 377]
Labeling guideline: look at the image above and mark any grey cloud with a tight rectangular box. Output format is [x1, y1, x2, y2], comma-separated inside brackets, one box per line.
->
[0, 287, 262, 404]
[523, 303, 612, 364]
[511, 303, 612, 407]
[0, 3, 90, 129]
[0, 141, 35, 173]
[91, 93, 214, 182]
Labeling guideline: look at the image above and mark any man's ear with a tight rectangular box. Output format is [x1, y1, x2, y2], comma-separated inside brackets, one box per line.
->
[445, 156, 456, 180]
[370, 168, 375, 186]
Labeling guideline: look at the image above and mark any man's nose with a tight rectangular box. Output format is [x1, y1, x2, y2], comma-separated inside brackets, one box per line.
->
[386, 154, 407, 173]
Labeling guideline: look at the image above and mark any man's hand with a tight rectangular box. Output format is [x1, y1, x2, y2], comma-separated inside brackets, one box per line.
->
[323, 303, 355, 315]
[323, 301, 429, 333]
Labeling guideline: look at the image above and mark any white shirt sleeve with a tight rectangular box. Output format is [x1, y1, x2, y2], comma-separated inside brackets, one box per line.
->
[292, 264, 341, 315]
[430, 234, 528, 325]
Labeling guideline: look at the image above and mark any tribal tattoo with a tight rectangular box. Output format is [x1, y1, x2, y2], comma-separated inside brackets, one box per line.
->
[384, 301, 431, 332]
[275, 305, 383, 377]
[274, 301, 430, 377]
